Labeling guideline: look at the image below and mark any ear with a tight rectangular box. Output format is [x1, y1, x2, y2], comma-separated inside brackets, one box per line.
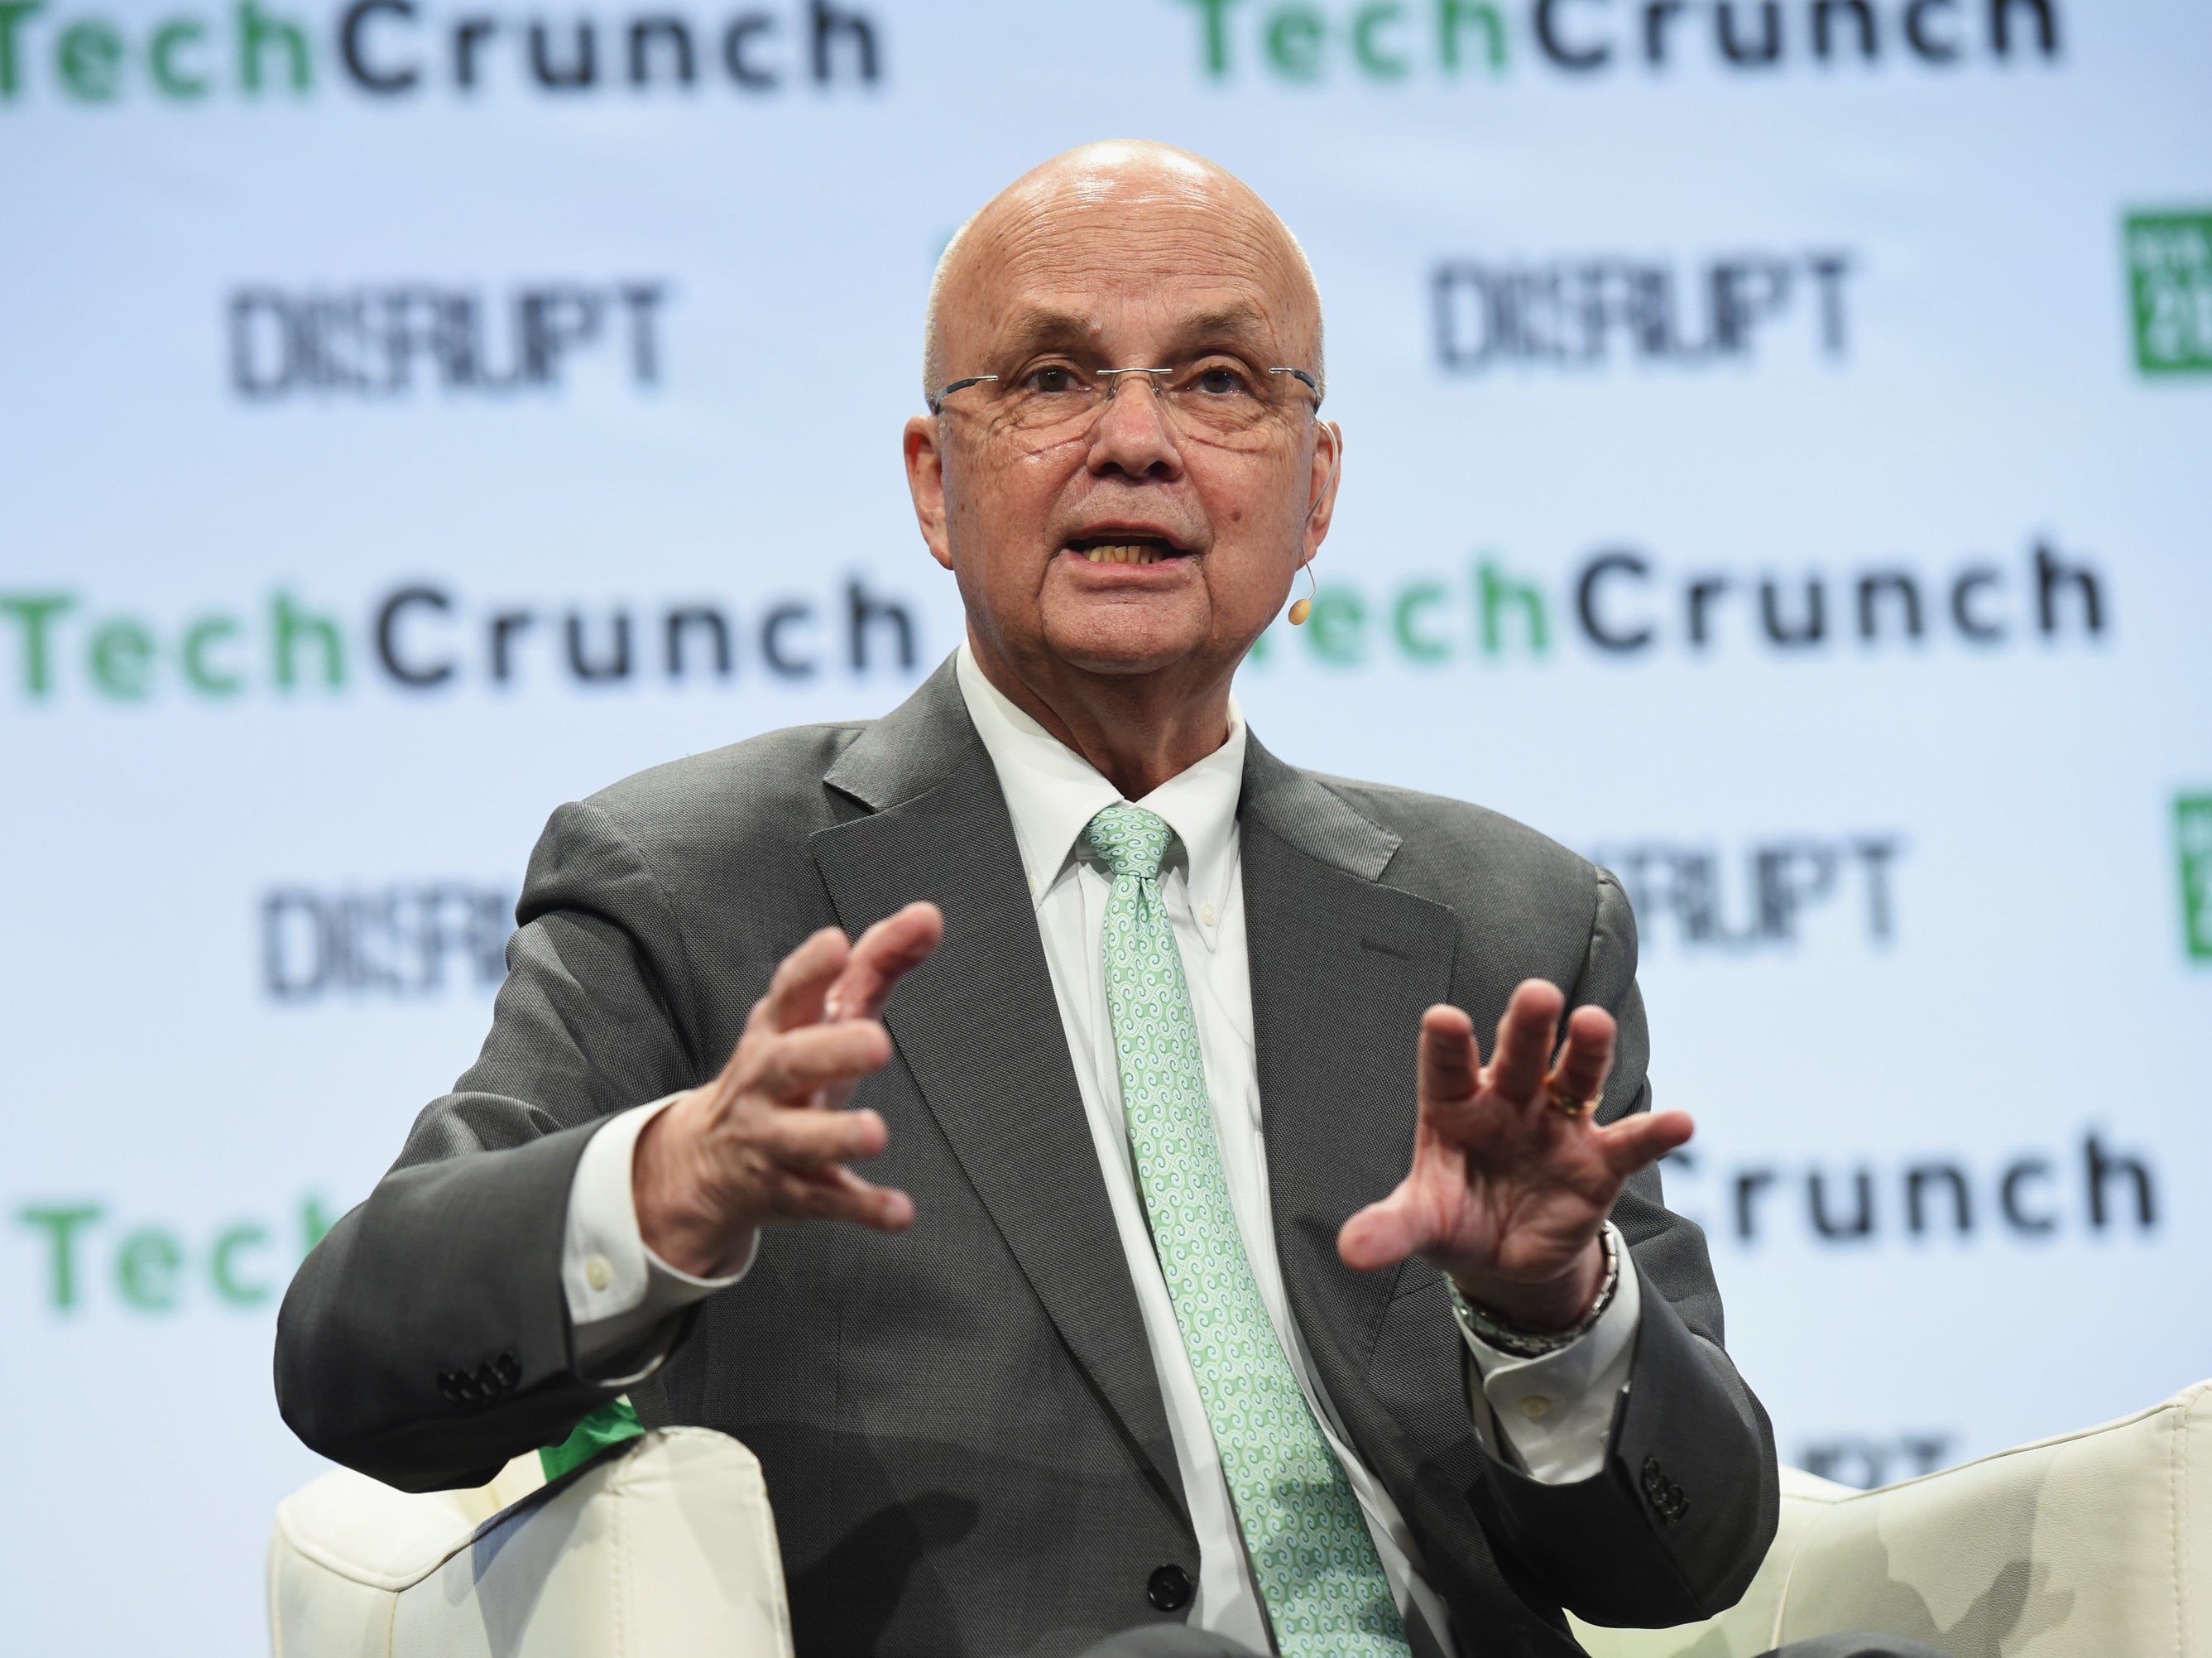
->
[1302, 419, 1344, 563]
[903, 416, 954, 572]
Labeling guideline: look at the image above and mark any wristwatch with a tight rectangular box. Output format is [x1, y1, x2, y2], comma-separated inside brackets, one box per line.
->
[1444, 1224, 1621, 1359]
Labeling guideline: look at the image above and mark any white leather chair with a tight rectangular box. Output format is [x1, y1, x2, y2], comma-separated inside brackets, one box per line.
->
[270, 1382, 2210, 1657]
[267, 1427, 793, 1658]
[1572, 1380, 2211, 1658]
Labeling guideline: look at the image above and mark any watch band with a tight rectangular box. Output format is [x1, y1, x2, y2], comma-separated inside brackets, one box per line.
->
[1446, 1224, 1621, 1360]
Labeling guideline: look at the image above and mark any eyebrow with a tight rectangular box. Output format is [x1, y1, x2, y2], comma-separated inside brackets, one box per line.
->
[992, 300, 1279, 364]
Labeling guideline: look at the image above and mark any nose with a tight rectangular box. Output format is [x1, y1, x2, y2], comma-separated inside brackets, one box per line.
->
[1085, 372, 1183, 483]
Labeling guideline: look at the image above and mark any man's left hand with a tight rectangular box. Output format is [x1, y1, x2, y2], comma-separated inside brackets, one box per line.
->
[1336, 979, 1695, 1332]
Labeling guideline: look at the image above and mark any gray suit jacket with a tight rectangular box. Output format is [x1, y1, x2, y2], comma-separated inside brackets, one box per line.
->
[276, 658, 1778, 1656]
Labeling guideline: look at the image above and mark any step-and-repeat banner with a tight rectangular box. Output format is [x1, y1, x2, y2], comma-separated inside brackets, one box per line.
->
[5, 1, 2208, 1648]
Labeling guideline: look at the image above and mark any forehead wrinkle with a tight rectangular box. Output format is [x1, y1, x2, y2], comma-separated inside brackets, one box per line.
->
[975, 226, 1301, 352]
[987, 202, 1284, 288]
[978, 295, 1289, 374]
[990, 305, 1106, 362]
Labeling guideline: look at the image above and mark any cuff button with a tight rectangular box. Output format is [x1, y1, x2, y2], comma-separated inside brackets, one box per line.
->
[584, 1255, 613, 1292]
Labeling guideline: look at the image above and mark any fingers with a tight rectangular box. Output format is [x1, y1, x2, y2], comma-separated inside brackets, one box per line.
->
[753, 1021, 894, 1103]
[1596, 1108, 1696, 1177]
[771, 1164, 915, 1233]
[751, 1103, 893, 1170]
[750, 927, 852, 1041]
[726, 901, 941, 1099]
[824, 901, 945, 1023]
[1336, 1184, 1431, 1273]
[1417, 1005, 1481, 1108]
[1487, 979, 1565, 1104]
[1544, 1004, 1617, 1109]
[670, 903, 939, 1247]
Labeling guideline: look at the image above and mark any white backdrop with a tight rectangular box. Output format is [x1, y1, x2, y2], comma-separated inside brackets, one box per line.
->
[4, 2, 2210, 1649]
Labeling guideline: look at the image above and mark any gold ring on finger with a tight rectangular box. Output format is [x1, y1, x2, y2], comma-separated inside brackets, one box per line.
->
[1544, 1083, 1598, 1118]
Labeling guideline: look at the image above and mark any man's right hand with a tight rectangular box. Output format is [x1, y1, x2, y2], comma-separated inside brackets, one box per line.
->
[633, 901, 945, 1278]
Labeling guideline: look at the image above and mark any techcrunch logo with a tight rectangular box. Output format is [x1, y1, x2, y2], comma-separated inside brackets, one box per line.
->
[17, 1194, 334, 1315]
[2180, 794, 2212, 964]
[1669, 1128, 2159, 1247]
[1242, 537, 2108, 668]
[1179, 0, 2060, 84]
[0, 576, 922, 707]
[2125, 211, 2212, 377]
[0, 0, 878, 105]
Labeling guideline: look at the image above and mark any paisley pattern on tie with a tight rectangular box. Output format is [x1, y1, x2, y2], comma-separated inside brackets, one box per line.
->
[1082, 804, 1409, 1657]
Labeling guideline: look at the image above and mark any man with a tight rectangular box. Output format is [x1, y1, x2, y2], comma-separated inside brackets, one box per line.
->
[276, 143, 1927, 1658]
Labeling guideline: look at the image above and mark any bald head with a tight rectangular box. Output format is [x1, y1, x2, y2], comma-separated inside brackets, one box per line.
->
[922, 141, 1324, 404]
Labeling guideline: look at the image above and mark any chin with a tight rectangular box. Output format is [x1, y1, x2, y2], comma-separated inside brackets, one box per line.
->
[1044, 612, 1208, 678]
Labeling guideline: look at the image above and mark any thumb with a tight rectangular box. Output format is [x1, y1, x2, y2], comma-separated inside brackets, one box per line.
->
[1337, 1183, 1432, 1273]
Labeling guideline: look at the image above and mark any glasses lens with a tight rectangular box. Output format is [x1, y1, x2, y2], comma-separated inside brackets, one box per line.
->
[1001, 364, 1102, 434]
[984, 361, 1308, 448]
[1159, 361, 1286, 446]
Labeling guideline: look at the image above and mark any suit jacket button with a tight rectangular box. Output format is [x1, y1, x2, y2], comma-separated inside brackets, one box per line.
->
[1147, 1564, 1193, 1612]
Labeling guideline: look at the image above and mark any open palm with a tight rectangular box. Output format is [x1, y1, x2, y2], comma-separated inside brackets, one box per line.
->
[1338, 979, 1694, 1331]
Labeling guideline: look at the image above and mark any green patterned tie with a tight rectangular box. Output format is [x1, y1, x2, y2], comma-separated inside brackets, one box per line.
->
[1083, 804, 1409, 1657]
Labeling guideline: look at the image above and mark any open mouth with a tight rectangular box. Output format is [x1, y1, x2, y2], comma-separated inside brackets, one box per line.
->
[1066, 534, 1190, 567]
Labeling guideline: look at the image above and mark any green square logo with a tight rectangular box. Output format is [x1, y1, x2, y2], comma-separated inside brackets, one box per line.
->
[2180, 795, 2212, 961]
[2126, 213, 2212, 375]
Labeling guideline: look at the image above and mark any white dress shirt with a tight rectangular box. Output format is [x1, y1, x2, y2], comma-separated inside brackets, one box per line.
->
[559, 644, 1642, 1651]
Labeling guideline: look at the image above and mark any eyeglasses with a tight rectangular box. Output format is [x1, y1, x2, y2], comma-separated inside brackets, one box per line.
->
[928, 359, 1323, 449]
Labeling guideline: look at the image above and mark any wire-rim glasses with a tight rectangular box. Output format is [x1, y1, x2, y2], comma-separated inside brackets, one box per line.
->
[928, 359, 1323, 450]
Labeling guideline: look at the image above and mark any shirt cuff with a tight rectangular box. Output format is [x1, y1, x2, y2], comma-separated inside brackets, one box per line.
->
[1456, 1223, 1641, 1485]
[563, 1095, 756, 1382]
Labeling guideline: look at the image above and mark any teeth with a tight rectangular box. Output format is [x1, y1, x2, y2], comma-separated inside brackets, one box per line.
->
[1081, 544, 1170, 565]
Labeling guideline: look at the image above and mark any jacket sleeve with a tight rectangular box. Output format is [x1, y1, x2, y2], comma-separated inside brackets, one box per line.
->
[1466, 869, 1781, 1627]
[273, 799, 708, 1492]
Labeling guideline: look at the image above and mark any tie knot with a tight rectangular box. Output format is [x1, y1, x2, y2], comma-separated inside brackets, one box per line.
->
[1083, 804, 1175, 881]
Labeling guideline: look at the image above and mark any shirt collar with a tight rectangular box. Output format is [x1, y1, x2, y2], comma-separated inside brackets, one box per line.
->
[954, 643, 1245, 924]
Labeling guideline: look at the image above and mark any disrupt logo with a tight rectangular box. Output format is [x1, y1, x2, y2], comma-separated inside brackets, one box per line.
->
[1243, 538, 2107, 669]
[16, 1194, 333, 1314]
[1590, 834, 1901, 951]
[1670, 1128, 2158, 1247]
[0, 0, 876, 105]
[1796, 1433, 1954, 1490]
[262, 882, 513, 1002]
[1433, 250, 1854, 372]
[230, 281, 669, 400]
[1179, 0, 2060, 84]
[2124, 212, 2212, 377]
[2178, 795, 2212, 963]
[0, 576, 920, 705]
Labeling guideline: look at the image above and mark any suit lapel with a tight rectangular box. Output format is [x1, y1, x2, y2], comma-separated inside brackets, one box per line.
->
[1240, 740, 1461, 1396]
[809, 663, 1188, 1523]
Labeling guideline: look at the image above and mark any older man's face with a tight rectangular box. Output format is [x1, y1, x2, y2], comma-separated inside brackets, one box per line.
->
[906, 166, 1334, 689]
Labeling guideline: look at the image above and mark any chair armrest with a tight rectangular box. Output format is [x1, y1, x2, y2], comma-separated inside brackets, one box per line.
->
[270, 1428, 793, 1658]
[1574, 1380, 2212, 1658]
[1770, 1381, 2210, 1656]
